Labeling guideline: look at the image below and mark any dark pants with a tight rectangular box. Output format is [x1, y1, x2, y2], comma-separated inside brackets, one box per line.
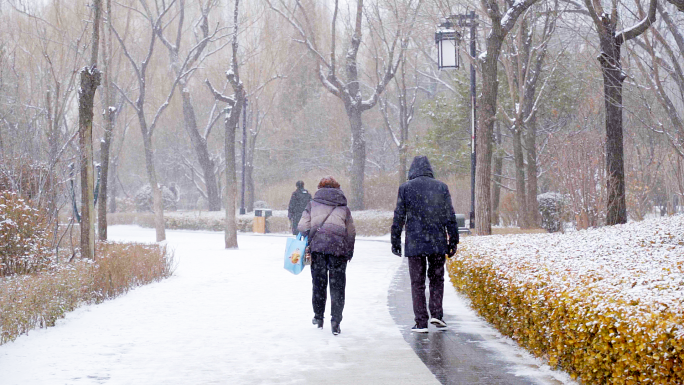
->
[290, 213, 302, 235]
[311, 252, 348, 324]
[408, 254, 445, 327]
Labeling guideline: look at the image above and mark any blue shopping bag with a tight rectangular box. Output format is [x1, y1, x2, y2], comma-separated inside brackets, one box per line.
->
[284, 233, 308, 275]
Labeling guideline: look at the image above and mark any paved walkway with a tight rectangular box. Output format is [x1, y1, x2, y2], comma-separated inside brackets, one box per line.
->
[388, 259, 568, 384]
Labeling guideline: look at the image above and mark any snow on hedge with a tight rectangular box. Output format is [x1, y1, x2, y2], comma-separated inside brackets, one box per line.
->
[464, 215, 684, 332]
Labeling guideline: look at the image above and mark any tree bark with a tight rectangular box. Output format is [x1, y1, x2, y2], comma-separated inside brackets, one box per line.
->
[348, 107, 366, 210]
[600, 41, 628, 225]
[78, 68, 100, 258]
[180, 89, 221, 211]
[139, 122, 166, 242]
[109, 157, 118, 213]
[246, 130, 256, 212]
[475, 37, 503, 235]
[224, 108, 240, 249]
[98, 0, 113, 240]
[79, 0, 102, 258]
[512, 125, 528, 228]
[492, 123, 503, 225]
[525, 115, 540, 226]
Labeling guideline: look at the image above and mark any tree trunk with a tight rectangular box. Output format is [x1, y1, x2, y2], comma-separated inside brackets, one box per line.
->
[525, 115, 540, 227]
[348, 107, 366, 210]
[513, 124, 528, 228]
[109, 158, 118, 213]
[98, 0, 114, 240]
[224, 109, 240, 249]
[475, 38, 503, 236]
[399, 144, 407, 185]
[78, 68, 101, 258]
[246, 138, 255, 212]
[180, 89, 221, 211]
[140, 123, 166, 242]
[492, 123, 503, 225]
[599, 34, 628, 225]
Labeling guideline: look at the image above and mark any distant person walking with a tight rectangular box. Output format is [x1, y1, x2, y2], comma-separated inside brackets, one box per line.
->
[288, 180, 312, 235]
[391, 156, 459, 333]
[298, 176, 356, 336]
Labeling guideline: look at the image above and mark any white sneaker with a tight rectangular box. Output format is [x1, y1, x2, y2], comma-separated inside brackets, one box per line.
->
[411, 324, 429, 333]
[429, 318, 448, 330]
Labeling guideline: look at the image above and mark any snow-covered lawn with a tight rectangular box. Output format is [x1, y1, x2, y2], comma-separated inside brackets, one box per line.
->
[451, 215, 684, 383]
[0, 226, 574, 384]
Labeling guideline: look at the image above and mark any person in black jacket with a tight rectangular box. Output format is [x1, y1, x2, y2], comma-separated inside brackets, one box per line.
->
[391, 156, 459, 333]
[288, 181, 312, 235]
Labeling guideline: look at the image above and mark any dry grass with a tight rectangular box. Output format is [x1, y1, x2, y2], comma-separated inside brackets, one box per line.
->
[0, 242, 173, 345]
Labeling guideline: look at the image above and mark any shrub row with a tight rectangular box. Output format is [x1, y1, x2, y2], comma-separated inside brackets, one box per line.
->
[107, 210, 394, 236]
[447, 240, 684, 384]
[0, 242, 173, 345]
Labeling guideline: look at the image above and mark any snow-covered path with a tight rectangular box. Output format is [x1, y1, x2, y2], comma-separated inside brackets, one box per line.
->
[0, 226, 574, 384]
[0, 226, 437, 384]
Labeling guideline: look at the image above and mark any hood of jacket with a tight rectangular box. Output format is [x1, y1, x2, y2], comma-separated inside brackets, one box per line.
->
[313, 187, 347, 207]
[408, 156, 434, 180]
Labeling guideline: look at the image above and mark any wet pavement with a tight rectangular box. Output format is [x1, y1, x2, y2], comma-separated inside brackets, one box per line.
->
[388, 258, 557, 385]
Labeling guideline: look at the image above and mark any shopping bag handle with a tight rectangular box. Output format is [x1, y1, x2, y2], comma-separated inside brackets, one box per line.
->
[296, 233, 308, 243]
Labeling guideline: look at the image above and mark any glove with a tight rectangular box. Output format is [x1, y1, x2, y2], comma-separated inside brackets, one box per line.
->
[392, 244, 402, 256]
[447, 244, 457, 258]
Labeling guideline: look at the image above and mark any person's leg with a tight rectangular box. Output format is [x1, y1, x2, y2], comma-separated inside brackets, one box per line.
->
[311, 252, 328, 321]
[427, 254, 446, 320]
[408, 255, 429, 327]
[328, 255, 348, 324]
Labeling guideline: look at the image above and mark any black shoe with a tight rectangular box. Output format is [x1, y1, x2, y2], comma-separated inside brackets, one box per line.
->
[411, 324, 428, 333]
[331, 321, 341, 335]
[312, 317, 323, 329]
[430, 317, 448, 330]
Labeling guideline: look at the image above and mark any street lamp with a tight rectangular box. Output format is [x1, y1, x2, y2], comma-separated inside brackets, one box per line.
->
[435, 11, 478, 230]
[435, 21, 460, 69]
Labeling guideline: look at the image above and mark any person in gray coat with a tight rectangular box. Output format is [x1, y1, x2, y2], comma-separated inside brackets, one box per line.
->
[298, 176, 356, 336]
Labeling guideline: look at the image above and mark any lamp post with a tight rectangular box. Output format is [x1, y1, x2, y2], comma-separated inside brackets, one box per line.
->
[239, 97, 247, 215]
[435, 11, 478, 229]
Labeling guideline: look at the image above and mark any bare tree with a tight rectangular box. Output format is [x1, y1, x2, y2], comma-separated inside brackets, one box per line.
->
[499, 0, 561, 228]
[630, 2, 684, 162]
[582, 0, 657, 225]
[206, 0, 246, 249]
[155, 0, 228, 212]
[111, 0, 188, 242]
[98, 0, 115, 240]
[379, 53, 417, 184]
[474, 0, 544, 235]
[266, 0, 422, 209]
[78, 0, 102, 258]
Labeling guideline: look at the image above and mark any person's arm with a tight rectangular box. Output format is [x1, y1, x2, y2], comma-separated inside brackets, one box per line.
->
[443, 186, 459, 256]
[390, 186, 406, 256]
[297, 201, 312, 237]
[345, 208, 356, 260]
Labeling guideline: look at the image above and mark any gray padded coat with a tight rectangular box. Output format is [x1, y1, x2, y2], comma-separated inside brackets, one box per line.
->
[297, 187, 356, 259]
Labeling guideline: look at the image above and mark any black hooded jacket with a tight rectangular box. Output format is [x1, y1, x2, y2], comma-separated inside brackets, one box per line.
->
[288, 187, 312, 224]
[391, 156, 459, 257]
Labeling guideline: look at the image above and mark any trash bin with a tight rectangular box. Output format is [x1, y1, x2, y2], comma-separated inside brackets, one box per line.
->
[253, 209, 272, 233]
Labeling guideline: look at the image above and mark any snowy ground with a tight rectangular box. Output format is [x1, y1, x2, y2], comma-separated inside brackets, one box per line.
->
[0, 226, 574, 384]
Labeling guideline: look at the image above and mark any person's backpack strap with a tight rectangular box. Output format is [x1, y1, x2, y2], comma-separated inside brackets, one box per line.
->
[309, 205, 335, 246]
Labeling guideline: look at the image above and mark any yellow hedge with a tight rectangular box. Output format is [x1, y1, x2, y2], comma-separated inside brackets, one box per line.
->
[448, 243, 684, 384]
